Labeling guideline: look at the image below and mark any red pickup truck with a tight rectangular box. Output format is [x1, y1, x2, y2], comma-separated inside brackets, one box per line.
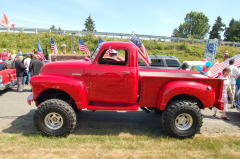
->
[28, 41, 224, 139]
[0, 61, 16, 91]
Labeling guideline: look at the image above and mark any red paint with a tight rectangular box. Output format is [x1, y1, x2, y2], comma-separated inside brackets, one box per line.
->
[0, 61, 16, 91]
[28, 41, 225, 111]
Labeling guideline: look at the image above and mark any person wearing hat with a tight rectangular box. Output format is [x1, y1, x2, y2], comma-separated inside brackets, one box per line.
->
[103, 50, 124, 62]
[1, 49, 9, 61]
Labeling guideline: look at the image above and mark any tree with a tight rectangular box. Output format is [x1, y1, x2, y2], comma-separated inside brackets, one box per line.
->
[172, 11, 210, 39]
[224, 18, 240, 42]
[84, 14, 95, 32]
[50, 25, 57, 31]
[209, 16, 225, 40]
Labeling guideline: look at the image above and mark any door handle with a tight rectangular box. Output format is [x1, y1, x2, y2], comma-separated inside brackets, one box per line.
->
[122, 71, 130, 74]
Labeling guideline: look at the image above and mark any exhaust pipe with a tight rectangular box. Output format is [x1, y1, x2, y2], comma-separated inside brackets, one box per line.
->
[140, 107, 150, 113]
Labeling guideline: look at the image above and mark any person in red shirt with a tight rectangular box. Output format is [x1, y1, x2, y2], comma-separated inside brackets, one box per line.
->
[1, 49, 9, 61]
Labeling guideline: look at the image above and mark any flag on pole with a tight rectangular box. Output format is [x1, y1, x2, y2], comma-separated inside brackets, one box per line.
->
[38, 40, 43, 52]
[50, 37, 58, 54]
[130, 34, 151, 66]
[98, 38, 104, 44]
[0, 13, 15, 28]
[37, 40, 46, 60]
[78, 38, 91, 55]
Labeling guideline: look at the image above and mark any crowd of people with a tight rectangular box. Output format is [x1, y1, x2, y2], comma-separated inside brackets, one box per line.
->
[214, 58, 240, 121]
[0, 49, 43, 92]
[179, 51, 240, 121]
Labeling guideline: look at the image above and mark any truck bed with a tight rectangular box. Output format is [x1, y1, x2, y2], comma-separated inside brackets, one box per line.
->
[140, 70, 208, 78]
[138, 70, 224, 109]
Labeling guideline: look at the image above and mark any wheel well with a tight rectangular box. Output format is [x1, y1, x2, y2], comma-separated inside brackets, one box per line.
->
[35, 89, 77, 109]
[168, 94, 204, 109]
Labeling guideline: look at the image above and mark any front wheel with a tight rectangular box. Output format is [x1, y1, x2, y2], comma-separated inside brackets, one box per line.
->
[161, 100, 203, 139]
[34, 99, 77, 137]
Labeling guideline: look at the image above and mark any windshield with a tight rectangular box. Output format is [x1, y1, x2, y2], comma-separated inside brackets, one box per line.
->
[91, 44, 102, 60]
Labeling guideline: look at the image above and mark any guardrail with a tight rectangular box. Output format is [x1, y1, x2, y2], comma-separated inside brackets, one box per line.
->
[1, 27, 240, 47]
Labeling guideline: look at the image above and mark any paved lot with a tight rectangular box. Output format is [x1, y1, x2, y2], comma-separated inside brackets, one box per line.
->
[0, 85, 239, 136]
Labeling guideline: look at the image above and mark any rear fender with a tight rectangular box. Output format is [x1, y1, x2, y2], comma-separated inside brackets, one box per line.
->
[157, 81, 216, 110]
[31, 75, 88, 109]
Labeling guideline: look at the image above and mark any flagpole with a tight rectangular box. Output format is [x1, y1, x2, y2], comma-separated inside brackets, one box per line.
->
[71, 33, 75, 53]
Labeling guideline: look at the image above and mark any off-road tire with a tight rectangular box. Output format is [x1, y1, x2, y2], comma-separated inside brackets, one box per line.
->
[34, 99, 77, 137]
[161, 100, 203, 139]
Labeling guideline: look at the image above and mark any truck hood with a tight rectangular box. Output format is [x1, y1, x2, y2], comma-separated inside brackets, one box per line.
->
[40, 60, 91, 77]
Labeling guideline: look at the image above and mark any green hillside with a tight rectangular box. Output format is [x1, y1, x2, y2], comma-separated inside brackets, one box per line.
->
[0, 32, 239, 63]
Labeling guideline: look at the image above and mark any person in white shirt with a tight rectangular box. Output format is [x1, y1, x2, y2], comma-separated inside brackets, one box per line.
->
[11, 50, 16, 60]
[226, 59, 240, 108]
[204, 66, 211, 76]
[23, 55, 31, 85]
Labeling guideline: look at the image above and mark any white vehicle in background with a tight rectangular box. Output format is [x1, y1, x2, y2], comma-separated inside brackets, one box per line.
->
[183, 61, 207, 71]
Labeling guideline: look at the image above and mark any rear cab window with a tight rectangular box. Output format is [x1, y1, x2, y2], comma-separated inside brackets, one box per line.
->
[165, 59, 180, 67]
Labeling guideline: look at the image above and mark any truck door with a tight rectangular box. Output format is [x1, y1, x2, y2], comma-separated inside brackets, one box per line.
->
[89, 48, 139, 104]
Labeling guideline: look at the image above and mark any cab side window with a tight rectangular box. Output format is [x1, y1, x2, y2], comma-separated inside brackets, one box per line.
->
[166, 59, 180, 67]
[99, 49, 127, 66]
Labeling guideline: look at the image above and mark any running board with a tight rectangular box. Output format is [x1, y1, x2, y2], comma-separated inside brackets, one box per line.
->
[87, 105, 139, 111]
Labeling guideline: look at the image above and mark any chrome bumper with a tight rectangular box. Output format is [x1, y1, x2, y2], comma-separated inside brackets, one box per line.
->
[0, 81, 15, 91]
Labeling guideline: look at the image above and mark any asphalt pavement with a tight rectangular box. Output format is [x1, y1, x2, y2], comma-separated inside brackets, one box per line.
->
[0, 85, 239, 135]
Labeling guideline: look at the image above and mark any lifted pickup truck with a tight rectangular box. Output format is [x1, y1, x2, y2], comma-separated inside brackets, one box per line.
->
[28, 41, 224, 139]
[0, 61, 16, 91]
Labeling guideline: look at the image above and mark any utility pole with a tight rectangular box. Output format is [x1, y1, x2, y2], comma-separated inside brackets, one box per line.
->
[71, 33, 76, 53]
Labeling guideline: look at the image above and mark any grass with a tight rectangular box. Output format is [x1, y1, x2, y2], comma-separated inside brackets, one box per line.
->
[0, 133, 240, 159]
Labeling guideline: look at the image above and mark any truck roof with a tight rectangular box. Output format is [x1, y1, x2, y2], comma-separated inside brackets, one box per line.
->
[100, 41, 136, 48]
[149, 55, 179, 60]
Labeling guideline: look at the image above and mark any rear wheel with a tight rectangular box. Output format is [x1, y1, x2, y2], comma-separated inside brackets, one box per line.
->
[34, 99, 76, 137]
[161, 100, 202, 139]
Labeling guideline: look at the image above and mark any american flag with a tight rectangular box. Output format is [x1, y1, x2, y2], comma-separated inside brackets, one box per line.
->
[50, 37, 58, 54]
[98, 38, 104, 44]
[98, 38, 110, 56]
[210, 54, 240, 77]
[37, 40, 46, 60]
[78, 38, 91, 55]
[130, 34, 151, 66]
[105, 48, 111, 55]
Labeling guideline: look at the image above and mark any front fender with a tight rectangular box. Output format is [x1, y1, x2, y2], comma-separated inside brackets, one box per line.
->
[30, 75, 88, 109]
[157, 81, 215, 110]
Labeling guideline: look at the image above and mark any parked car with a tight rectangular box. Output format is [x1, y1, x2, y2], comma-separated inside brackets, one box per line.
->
[139, 55, 181, 69]
[0, 61, 17, 91]
[183, 61, 207, 71]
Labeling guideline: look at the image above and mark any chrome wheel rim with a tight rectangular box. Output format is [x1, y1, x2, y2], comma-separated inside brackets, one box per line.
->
[44, 112, 63, 130]
[175, 113, 193, 130]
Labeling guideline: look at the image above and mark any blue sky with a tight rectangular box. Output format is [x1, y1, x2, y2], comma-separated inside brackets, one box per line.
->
[0, 0, 239, 38]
